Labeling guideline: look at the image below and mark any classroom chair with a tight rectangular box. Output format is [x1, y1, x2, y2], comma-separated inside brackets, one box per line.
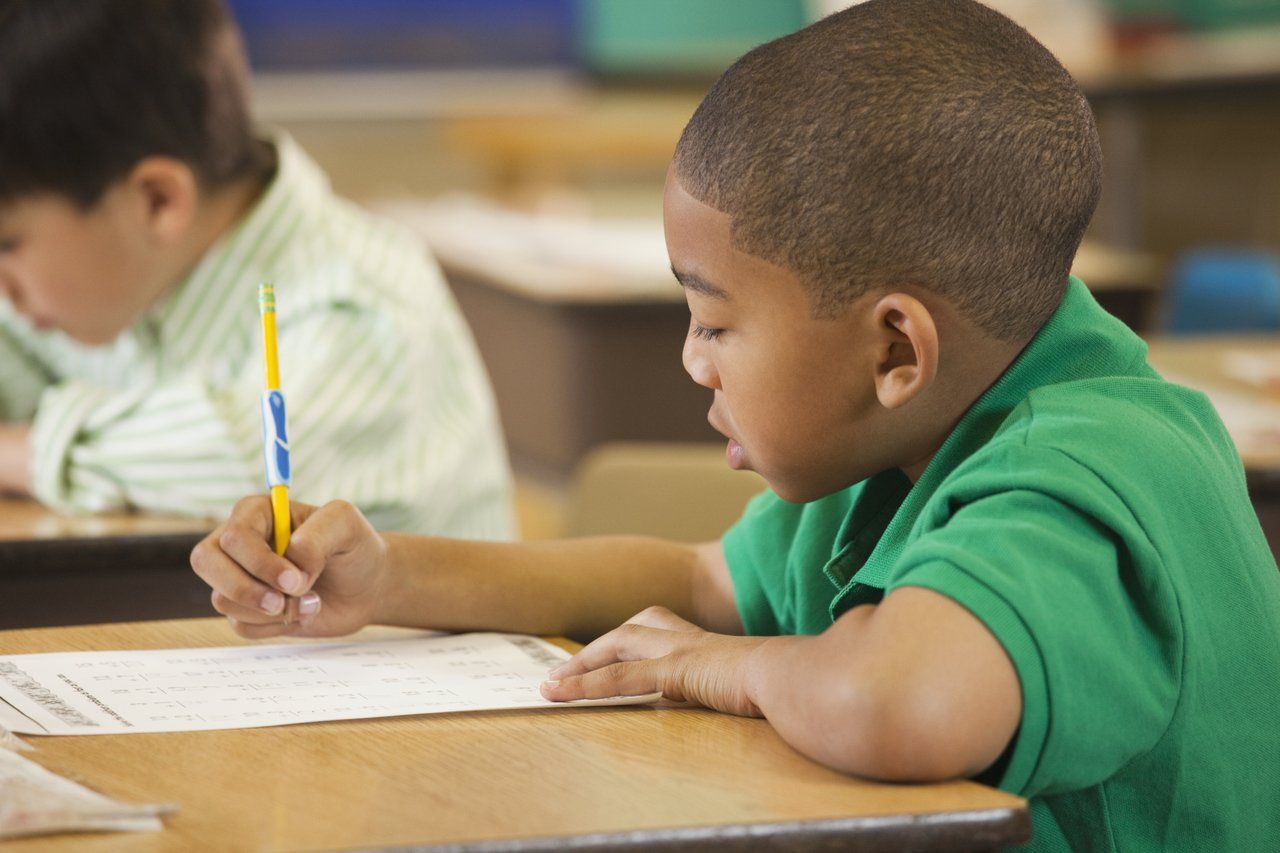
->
[565, 442, 766, 543]
[1163, 249, 1280, 335]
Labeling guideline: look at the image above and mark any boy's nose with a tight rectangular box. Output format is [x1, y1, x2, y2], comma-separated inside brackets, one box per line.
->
[682, 335, 721, 390]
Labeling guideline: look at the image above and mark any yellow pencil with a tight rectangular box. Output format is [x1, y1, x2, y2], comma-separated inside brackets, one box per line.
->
[258, 283, 291, 556]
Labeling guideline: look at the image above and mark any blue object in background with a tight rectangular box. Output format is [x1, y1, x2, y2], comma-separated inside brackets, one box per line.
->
[227, 0, 811, 78]
[1164, 249, 1280, 334]
[227, 0, 578, 71]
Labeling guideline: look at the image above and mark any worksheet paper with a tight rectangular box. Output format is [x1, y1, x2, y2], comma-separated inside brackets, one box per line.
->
[0, 633, 659, 736]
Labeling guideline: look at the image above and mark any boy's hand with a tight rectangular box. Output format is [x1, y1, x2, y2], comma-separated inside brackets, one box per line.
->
[190, 497, 389, 639]
[540, 606, 772, 717]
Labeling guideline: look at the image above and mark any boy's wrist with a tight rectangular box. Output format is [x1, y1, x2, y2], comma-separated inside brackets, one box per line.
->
[741, 634, 811, 717]
[369, 532, 429, 627]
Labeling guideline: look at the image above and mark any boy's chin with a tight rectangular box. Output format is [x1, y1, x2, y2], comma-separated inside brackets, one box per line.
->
[64, 324, 126, 347]
[764, 463, 873, 505]
[762, 475, 837, 506]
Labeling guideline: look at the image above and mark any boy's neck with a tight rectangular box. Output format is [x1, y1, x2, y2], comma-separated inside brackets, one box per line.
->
[898, 332, 1029, 484]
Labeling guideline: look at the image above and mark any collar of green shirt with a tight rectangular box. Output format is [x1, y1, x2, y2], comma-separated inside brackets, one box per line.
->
[821, 277, 1153, 616]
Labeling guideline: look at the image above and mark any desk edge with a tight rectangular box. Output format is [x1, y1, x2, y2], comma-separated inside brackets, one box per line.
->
[363, 805, 1031, 853]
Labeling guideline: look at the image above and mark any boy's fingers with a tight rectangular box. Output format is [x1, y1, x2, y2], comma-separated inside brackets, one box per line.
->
[286, 499, 317, 528]
[550, 624, 675, 679]
[228, 495, 275, 536]
[211, 590, 279, 624]
[192, 534, 282, 613]
[212, 591, 322, 627]
[624, 605, 699, 632]
[217, 518, 303, 593]
[226, 617, 301, 641]
[542, 661, 663, 702]
[284, 499, 367, 577]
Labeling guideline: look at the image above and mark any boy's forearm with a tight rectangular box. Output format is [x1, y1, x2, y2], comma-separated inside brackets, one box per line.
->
[0, 424, 31, 495]
[374, 534, 705, 642]
[744, 612, 892, 776]
[744, 589, 1020, 782]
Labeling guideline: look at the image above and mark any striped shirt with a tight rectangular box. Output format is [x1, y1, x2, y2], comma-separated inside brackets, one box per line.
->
[0, 132, 515, 539]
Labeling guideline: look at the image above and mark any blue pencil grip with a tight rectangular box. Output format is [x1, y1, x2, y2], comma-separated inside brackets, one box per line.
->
[261, 389, 291, 488]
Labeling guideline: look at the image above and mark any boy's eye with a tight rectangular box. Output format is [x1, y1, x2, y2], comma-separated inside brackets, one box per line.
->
[0, 238, 16, 254]
[691, 323, 724, 342]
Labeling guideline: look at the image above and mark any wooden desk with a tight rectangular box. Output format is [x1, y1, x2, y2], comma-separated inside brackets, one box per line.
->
[0, 500, 213, 630]
[7, 619, 1030, 852]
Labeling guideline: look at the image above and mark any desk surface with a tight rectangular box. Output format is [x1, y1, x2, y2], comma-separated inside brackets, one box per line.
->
[6, 619, 1029, 852]
[0, 499, 211, 542]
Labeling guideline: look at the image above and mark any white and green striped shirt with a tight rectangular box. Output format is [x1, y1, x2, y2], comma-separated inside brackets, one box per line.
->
[0, 132, 515, 539]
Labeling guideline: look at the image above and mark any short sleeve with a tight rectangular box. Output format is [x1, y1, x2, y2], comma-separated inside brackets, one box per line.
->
[887, 485, 1182, 797]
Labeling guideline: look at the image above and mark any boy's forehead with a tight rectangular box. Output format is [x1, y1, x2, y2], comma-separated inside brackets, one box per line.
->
[663, 171, 730, 231]
[664, 170, 806, 306]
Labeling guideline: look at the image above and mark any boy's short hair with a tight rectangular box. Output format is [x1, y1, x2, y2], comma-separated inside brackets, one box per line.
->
[0, 0, 269, 208]
[673, 0, 1103, 342]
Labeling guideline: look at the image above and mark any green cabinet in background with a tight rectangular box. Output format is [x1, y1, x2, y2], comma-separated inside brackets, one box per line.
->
[1105, 0, 1280, 29]
[578, 0, 809, 76]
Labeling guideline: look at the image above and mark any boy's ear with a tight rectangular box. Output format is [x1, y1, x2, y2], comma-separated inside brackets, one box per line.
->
[869, 292, 939, 410]
[125, 157, 199, 243]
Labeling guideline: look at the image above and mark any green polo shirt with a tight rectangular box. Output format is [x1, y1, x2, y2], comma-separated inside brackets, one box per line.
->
[724, 278, 1280, 852]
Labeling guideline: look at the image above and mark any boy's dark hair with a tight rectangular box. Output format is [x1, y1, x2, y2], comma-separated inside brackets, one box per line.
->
[673, 0, 1103, 342]
[0, 0, 269, 208]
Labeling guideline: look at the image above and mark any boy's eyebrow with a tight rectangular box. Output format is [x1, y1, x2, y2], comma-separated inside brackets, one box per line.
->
[670, 266, 731, 301]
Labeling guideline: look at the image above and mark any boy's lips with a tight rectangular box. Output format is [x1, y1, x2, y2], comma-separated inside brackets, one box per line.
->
[707, 411, 746, 469]
[726, 438, 745, 469]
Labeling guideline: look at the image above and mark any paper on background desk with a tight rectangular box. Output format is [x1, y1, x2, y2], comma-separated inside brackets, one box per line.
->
[0, 632, 660, 736]
[1222, 349, 1280, 392]
[375, 195, 675, 300]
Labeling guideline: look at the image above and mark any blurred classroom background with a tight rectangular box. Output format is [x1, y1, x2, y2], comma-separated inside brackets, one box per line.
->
[228, 0, 1280, 549]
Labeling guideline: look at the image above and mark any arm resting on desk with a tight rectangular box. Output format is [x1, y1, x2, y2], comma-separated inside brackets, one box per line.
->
[191, 497, 1019, 784]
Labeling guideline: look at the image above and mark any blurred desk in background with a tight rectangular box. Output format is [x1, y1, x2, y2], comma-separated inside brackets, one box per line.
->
[385, 197, 1162, 477]
[1081, 27, 1280, 273]
[381, 197, 713, 478]
[1147, 335, 1280, 558]
[0, 499, 212, 630]
[1081, 27, 1280, 98]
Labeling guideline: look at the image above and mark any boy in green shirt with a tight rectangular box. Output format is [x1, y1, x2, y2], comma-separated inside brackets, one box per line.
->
[191, 0, 1280, 848]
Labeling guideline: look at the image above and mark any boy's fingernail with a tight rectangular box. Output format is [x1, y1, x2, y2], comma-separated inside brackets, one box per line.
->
[543, 680, 560, 688]
[278, 568, 303, 594]
[261, 591, 285, 615]
[547, 665, 565, 678]
[299, 593, 321, 616]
